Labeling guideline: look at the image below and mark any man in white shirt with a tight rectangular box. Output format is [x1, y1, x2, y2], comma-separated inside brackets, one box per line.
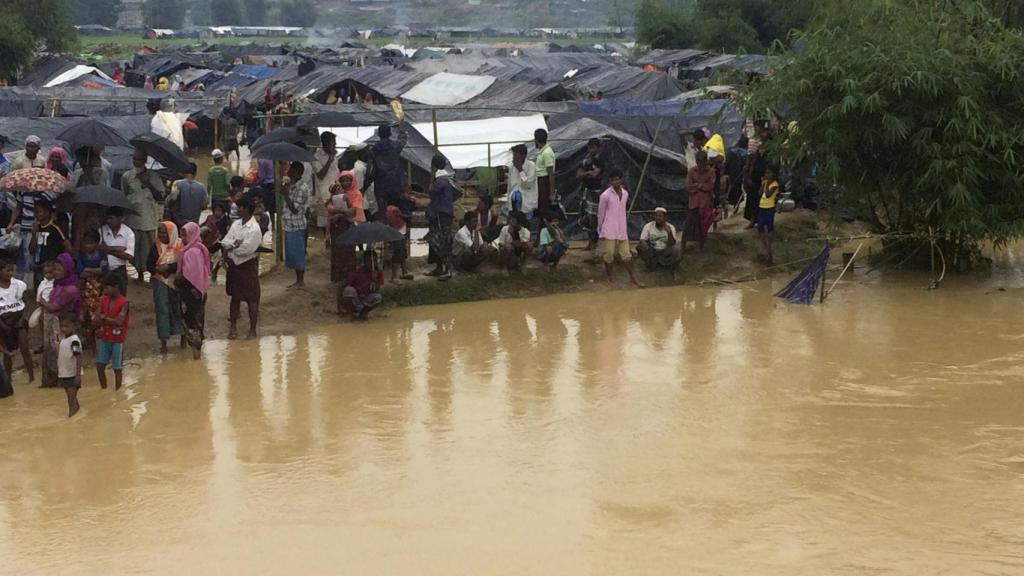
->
[498, 210, 531, 271]
[505, 144, 538, 219]
[452, 212, 492, 272]
[637, 206, 680, 271]
[99, 207, 136, 295]
[221, 195, 264, 340]
[312, 132, 339, 230]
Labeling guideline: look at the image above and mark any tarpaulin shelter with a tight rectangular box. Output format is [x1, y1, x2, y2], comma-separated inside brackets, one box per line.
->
[563, 66, 687, 100]
[409, 114, 548, 169]
[401, 73, 497, 106]
[545, 116, 686, 237]
[317, 124, 447, 190]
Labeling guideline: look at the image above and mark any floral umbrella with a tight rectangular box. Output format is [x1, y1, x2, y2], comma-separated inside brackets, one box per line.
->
[0, 168, 69, 195]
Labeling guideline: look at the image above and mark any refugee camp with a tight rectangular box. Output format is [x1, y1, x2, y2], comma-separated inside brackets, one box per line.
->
[2, 0, 1024, 573]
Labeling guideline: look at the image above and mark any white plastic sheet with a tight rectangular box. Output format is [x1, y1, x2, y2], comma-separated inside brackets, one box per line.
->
[401, 72, 496, 107]
[317, 126, 380, 148]
[43, 65, 113, 88]
[411, 114, 547, 169]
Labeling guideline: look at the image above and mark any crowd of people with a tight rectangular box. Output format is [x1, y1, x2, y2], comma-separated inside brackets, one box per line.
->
[0, 106, 783, 416]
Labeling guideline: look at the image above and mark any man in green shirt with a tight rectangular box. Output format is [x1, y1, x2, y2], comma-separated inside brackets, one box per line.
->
[534, 128, 556, 225]
[121, 149, 166, 284]
[207, 149, 232, 206]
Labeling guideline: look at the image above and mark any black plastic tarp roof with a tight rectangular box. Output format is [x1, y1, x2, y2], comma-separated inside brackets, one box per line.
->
[563, 67, 687, 100]
[544, 116, 686, 237]
[0, 115, 154, 180]
[0, 87, 214, 118]
[632, 49, 709, 67]
[17, 56, 77, 87]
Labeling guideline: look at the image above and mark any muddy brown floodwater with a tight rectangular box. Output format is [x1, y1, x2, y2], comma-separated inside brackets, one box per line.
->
[2, 276, 1023, 575]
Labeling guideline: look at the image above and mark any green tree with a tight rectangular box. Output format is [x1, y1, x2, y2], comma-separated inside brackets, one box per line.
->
[745, 0, 1024, 264]
[70, 0, 122, 27]
[635, 0, 693, 48]
[1, 0, 77, 81]
[210, 0, 243, 24]
[245, 0, 269, 25]
[278, 0, 315, 27]
[144, 0, 187, 28]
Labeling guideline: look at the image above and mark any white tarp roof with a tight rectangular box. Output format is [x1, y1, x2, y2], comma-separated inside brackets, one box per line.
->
[317, 126, 380, 148]
[401, 72, 496, 107]
[44, 65, 113, 88]
[411, 114, 547, 169]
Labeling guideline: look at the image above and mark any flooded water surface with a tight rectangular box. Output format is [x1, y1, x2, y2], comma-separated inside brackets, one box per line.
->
[2, 279, 1023, 574]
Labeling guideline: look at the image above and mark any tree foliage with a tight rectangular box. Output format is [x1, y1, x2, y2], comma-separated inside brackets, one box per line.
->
[244, 0, 269, 26]
[1, 0, 77, 81]
[636, 0, 812, 52]
[144, 0, 187, 28]
[278, 0, 316, 27]
[210, 0, 243, 24]
[70, 0, 121, 27]
[745, 0, 1024, 253]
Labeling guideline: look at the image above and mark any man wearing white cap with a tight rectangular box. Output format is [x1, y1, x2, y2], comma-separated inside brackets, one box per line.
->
[8, 136, 48, 289]
[207, 148, 232, 207]
[638, 207, 680, 271]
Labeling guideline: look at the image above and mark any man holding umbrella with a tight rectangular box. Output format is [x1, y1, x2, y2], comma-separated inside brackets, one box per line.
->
[7, 135, 49, 289]
[121, 149, 166, 284]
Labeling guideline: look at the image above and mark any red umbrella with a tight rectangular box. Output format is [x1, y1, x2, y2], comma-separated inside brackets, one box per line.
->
[0, 168, 69, 195]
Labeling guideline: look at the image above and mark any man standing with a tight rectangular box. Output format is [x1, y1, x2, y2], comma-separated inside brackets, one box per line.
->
[598, 168, 643, 287]
[505, 144, 538, 219]
[7, 135, 47, 289]
[425, 154, 455, 280]
[313, 132, 338, 232]
[121, 149, 166, 284]
[11, 136, 46, 171]
[684, 150, 715, 252]
[169, 163, 207, 228]
[99, 207, 135, 295]
[637, 207, 680, 271]
[534, 128, 556, 222]
[576, 138, 604, 250]
[362, 123, 408, 213]
[281, 162, 311, 289]
[221, 196, 264, 339]
[206, 149, 231, 207]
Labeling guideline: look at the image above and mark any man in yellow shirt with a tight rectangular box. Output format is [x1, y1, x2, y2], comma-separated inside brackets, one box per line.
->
[757, 165, 780, 265]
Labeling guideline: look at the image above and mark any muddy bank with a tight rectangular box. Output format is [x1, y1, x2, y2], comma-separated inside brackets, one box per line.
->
[8, 209, 837, 376]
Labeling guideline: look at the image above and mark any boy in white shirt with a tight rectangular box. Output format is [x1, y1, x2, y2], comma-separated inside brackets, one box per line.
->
[0, 259, 33, 383]
[57, 313, 83, 417]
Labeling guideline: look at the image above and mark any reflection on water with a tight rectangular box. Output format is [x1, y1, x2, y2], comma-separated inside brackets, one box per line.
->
[2, 277, 1024, 574]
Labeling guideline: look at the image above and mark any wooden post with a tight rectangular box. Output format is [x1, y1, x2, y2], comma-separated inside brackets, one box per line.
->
[628, 118, 665, 214]
[274, 153, 283, 264]
[431, 108, 439, 152]
[819, 248, 827, 303]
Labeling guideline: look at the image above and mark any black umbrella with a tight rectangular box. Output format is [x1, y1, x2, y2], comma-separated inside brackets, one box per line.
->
[64, 185, 138, 214]
[334, 222, 404, 245]
[250, 126, 321, 150]
[56, 119, 130, 150]
[251, 142, 315, 163]
[130, 133, 191, 174]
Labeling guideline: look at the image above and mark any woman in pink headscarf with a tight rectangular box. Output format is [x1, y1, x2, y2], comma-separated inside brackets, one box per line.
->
[39, 253, 80, 387]
[46, 147, 70, 180]
[176, 222, 210, 360]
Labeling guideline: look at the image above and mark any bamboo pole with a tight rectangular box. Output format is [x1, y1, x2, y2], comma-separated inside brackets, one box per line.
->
[628, 117, 665, 213]
[825, 241, 864, 299]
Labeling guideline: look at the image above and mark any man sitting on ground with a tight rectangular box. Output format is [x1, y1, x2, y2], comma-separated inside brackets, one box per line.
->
[341, 251, 384, 320]
[498, 211, 531, 271]
[637, 207, 680, 271]
[453, 212, 493, 272]
[537, 211, 567, 269]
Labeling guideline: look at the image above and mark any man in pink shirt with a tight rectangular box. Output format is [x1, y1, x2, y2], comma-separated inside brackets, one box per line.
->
[598, 168, 644, 288]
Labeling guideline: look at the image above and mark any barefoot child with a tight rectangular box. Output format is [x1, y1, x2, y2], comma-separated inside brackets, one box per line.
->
[0, 259, 34, 383]
[96, 273, 129, 391]
[537, 212, 568, 269]
[57, 313, 82, 417]
[757, 165, 780, 265]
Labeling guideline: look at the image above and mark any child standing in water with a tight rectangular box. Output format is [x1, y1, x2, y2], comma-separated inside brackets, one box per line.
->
[57, 313, 83, 416]
[77, 230, 107, 349]
[96, 273, 129, 391]
[0, 259, 34, 383]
